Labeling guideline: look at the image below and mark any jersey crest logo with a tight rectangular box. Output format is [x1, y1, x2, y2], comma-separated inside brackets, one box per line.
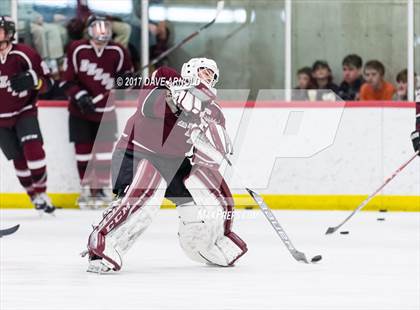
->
[79, 59, 114, 90]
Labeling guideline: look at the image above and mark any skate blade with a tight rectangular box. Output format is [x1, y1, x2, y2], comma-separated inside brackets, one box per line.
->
[86, 260, 112, 274]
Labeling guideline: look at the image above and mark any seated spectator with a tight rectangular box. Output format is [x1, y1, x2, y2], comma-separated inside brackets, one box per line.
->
[338, 54, 364, 100]
[312, 60, 339, 93]
[296, 67, 316, 90]
[126, 0, 172, 70]
[292, 67, 316, 100]
[3, 2, 67, 75]
[359, 60, 395, 100]
[395, 69, 408, 101]
[311, 60, 339, 101]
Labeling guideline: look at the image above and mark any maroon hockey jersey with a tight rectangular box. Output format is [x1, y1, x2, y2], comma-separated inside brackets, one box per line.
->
[62, 39, 132, 122]
[0, 43, 51, 127]
[116, 66, 226, 158]
[416, 95, 419, 132]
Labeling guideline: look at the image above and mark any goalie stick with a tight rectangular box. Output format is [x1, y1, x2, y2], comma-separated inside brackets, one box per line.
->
[246, 188, 322, 264]
[325, 150, 419, 235]
[140, 1, 225, 71]
[0, 225, 20, 238]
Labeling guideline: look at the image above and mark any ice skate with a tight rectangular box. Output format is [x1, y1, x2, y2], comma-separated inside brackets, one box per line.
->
[91, 188, 112, 209]
[31, 193, 56, 214]
[77, 186, 95, 210]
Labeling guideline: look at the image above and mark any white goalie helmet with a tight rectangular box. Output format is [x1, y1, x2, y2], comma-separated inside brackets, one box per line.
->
[181, 58, 219, 89]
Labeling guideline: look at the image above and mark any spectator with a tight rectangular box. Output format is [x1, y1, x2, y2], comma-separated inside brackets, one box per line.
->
[126, 0, 172, 70]
[394, 69, 418, 101]
[395, 69, 408, 101]
[1, 1, 66, 75]
[292, 67, 316, 100]
[312, 60, 339, 93]
[296, 67, 316, 90]
[338, 54, 364, 100]
[359, 60, 395, 100]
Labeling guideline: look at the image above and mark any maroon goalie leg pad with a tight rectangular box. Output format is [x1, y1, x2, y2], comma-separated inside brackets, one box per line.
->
[87, 159, 162, 271]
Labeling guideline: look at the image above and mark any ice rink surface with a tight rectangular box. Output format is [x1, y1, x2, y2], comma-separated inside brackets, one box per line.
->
[1, 209, 419, 310]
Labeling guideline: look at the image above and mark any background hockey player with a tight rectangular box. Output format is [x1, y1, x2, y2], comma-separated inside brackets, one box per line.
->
[83, 58, 247, 273]
[60, 15, 133, 209]
[0, 16, 55, 213]
[411, 89, 420, 156]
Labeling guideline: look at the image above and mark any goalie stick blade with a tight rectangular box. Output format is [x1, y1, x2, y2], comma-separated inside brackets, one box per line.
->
[292, 250, 309, 264]
[0, 224, 20, 237]
[325, 226, 338, 235]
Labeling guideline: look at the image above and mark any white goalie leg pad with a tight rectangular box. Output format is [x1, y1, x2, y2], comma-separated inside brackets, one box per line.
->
[178, 173, 245, 266]
[177, 201, 219, 264]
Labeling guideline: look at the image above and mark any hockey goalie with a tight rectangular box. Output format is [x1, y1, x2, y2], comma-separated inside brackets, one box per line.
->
[83, 58, 248, 273]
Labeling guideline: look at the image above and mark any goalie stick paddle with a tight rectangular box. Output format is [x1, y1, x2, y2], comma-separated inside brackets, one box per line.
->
[140, 1, 225, 71]
[246, 188, 322, 264]
[0, 224, 20, 238]
[325, 150, 419, 235]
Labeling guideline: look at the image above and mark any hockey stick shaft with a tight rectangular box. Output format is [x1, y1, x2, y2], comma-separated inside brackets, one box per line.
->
[246, 188, 311, 263]
[140, 1, 225, 70]
[326, 150, 419, 234]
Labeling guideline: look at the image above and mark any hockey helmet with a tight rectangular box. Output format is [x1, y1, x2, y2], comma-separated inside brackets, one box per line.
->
[87, 15, 112, 43]
[0, 16, 16, 47]
[181, 58, 219, 89]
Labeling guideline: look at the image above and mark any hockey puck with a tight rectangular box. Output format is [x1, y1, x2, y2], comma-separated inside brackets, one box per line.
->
[340, 231, 349, 234]
[311, 255, 322, 263]
[244, 206, 253, 210]
[377, 217, 386, 221]
[379, 209, 388, 213]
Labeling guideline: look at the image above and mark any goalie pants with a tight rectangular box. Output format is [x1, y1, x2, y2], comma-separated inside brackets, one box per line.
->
[111, 147, 193, 205]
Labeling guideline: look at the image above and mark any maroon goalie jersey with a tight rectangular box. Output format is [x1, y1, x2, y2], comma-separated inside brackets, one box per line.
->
[62, 39, 132, 122]
[116, 66, 226, 158]
[0, 44, 51, 127]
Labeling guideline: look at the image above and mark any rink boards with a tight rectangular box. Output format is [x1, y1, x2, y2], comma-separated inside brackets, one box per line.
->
[0, 100, 419, 210]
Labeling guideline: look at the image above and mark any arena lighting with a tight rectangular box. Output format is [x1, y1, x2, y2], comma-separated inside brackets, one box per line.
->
[87, 0, 133, 14]
[21, 0, 74, 7]
[149, 6, 247, 23]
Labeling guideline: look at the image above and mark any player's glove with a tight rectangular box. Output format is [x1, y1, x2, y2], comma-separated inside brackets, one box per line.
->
[9, 70, 40, 92]
[74, 92, 95, 114]
[411, 130, 420, 155]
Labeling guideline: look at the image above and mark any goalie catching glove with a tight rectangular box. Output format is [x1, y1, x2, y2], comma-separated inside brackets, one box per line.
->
[9, 69, 41, 92]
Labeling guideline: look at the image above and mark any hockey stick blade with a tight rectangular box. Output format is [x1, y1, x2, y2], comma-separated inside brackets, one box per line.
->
[0, 224, 20, 238]
[246, 188, 322, 264]
[325, 226, 337, 235]
[325, 151, 419, 235]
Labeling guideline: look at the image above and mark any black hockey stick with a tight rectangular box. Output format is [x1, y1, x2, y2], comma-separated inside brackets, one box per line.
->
[246, 188, 322, 264]
[140, 1, 225, 71]
[0, 224, 20, 238]
[325, 150, 419, 235]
